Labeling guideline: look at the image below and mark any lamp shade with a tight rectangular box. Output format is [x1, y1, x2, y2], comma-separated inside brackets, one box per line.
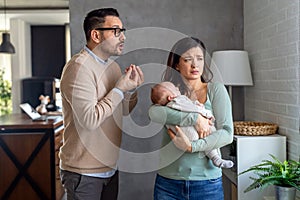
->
[211, 50, 253, 86]
[0, 33, 16, 54]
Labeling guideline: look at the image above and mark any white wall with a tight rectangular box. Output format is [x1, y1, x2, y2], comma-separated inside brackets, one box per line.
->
[244, 0, 300, 198]
[8, 10, 69, 113]
[10, 18, 32, 113]
[0, 40, 12, 81]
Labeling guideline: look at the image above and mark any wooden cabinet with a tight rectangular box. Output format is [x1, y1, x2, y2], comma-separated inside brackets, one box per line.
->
[54, 127, 64, 200]
[0, 114, 64, 200]
[222, 134, 286, 200]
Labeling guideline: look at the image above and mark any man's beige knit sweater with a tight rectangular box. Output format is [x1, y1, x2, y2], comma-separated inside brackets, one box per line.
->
[59, 49, 133, 174]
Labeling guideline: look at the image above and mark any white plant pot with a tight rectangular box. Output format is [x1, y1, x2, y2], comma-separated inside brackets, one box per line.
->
[275, 185, 296, 200]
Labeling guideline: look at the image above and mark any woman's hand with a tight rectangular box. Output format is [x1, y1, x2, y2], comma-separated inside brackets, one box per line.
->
[167, 126, 192, 153]
[194, 114, 212, 138]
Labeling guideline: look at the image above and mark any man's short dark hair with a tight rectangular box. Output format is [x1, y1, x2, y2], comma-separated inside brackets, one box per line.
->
[83, 8, 119, 41]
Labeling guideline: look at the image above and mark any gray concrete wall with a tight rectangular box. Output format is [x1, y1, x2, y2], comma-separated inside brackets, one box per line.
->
[69, 0, 243, 199]
[69, 0, 243, 55]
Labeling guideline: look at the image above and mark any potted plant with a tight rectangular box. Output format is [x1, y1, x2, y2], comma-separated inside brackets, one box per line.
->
[239, 154, 300, 200]
[0, 68, 12, 116]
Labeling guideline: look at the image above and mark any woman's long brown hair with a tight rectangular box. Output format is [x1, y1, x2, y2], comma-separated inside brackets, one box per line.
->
[162, 37, 213, 97]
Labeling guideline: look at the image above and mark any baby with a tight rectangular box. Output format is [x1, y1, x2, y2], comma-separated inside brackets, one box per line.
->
[151, 81, 233, 168]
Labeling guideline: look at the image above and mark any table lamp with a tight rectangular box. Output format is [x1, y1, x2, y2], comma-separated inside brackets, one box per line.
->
[210, 50, 253, 100]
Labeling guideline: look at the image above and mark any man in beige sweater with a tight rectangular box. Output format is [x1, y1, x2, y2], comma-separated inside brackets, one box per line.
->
[59, 8, 144, 200]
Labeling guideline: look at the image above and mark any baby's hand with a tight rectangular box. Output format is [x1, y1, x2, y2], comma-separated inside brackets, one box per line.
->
[195, 101, 204, 108]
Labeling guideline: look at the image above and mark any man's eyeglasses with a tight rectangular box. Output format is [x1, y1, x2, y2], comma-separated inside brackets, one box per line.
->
[95, 27, 126, 37]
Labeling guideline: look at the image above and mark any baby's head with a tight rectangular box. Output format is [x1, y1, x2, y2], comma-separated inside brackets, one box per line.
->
[151, 81, 181, 105]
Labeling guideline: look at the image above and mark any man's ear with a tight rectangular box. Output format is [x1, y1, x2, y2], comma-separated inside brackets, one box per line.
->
[175, 64, 180, 71]
[90, 29, 101, 43]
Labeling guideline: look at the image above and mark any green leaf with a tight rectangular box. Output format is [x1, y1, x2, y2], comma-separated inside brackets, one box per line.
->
[240, 154, 300, 193]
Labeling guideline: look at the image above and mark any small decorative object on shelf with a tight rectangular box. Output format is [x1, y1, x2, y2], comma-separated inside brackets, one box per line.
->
[239, 154, 300, 200]
[36, 95, 50, 115]
[234, 121, 278, 136]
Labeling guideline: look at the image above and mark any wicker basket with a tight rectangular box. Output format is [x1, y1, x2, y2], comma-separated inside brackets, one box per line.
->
[234, 121, 278, 136]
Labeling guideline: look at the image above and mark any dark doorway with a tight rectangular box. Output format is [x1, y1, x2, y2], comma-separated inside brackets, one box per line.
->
[31, 25, 66, 78]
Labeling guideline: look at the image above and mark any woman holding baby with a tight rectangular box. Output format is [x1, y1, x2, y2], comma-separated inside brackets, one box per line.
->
[149, 37, 233, 200]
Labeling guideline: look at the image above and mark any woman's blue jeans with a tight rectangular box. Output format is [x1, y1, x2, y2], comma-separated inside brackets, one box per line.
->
[154, 174, 224, 200]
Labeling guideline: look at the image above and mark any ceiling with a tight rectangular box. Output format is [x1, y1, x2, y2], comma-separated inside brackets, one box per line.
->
[0, 0, 69, 31]
[0, 0, 68, 9]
